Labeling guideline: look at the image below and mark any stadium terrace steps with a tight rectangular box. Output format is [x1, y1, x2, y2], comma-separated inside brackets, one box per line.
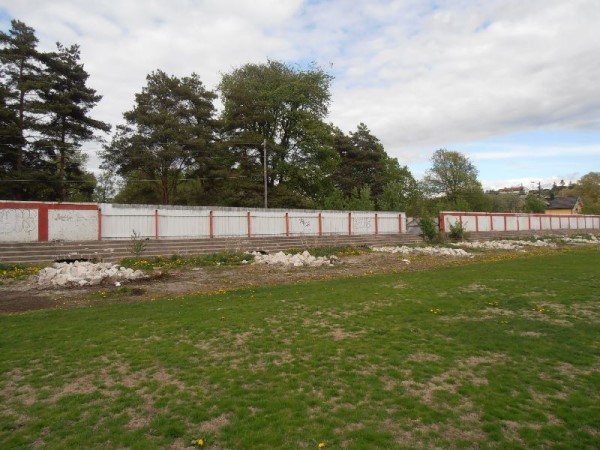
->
[0, 234, 422, 265]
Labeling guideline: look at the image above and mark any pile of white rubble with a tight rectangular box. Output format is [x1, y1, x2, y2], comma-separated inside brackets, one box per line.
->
[248, 250, 338, 267]
[451, 239, 556, 250]
[561, 235, 599, 244]
[371, 246, 472, 257]
[36, 261, 147, 287]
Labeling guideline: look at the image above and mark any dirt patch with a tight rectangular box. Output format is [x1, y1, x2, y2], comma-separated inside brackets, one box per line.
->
[0, 252, 475, 314]
[199, 413, 231, 434]
[407, 352, 442, 363]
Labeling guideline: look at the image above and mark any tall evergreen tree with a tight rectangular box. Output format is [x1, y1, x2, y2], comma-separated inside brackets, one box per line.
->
[0, 19, 46, 199]
[332, 123, 389, 199]
[39, 43, 110, 201]
[102, 70, 218, 205]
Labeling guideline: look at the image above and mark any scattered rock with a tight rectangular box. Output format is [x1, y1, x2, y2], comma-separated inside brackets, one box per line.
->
[371, 246, 472, 257]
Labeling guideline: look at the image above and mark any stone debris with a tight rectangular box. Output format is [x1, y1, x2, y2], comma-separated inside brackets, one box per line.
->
[35, 261, 147, 288]
[249, 250, 338, 267]
[561, 235, 599, 244]
[451, 239, 556, 250]
[371, 246, 472, 257]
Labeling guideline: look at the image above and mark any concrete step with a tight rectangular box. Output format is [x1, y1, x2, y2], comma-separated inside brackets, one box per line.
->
[0, 233, 422, 264]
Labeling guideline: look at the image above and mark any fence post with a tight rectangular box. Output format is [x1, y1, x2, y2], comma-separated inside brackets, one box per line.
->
[504, 215, 507, 232]
[318, 212, 323, 237]
[209, 210, 214, 238]
[348, 212, 352, 236]
[247, 212, 251, 239]
[439, 213, 445, 233]
[399, 214, 403, 233]
[528, 215, 531, 231]
[98, 208, 102, 241]
[155, 209, 159, 240]
[475, 215, 479, 232]
[375, 213, 379, 235]
[490, 215, 494, 231]
[285, 212, 289, 237]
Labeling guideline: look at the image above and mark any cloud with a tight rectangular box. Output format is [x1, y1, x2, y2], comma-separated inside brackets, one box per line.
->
[468, 144, 600, 161]
[1, 0, 599, 176]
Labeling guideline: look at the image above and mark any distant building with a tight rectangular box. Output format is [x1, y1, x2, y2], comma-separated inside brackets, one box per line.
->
[545, 196, 583, 215]
[497, 186, 525, 195]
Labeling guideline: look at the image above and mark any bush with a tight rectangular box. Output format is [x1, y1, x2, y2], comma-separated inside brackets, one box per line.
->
[448, 221, 467, 241]
[418, 216, 438, 242]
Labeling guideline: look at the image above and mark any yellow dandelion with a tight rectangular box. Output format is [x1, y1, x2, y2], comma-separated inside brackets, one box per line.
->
[197, 437, 204, 446]
[318, 443, 326, 449]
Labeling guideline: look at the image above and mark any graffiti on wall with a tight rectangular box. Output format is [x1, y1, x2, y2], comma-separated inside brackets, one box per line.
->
[0, 209, 37, 240]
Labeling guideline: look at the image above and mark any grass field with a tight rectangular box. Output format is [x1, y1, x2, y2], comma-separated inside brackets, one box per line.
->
[1, 248, 599, 449]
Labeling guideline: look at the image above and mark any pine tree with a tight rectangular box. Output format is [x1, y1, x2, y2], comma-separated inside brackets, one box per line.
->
[39, 43, 110, 201]
[102, 70, 217, 204]
[0, 19, 46, 199]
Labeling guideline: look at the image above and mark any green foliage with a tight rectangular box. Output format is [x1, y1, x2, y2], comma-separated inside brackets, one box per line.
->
[523, 194, 547, 213]
[119, 252, 254, 271]
[564, 172, 600, 214]
[0, 262, 42, 284]
[346, 185, 375, 211]
[128, 230, 147, 258]
[491, 193, 523, 212]
[418, 216, 438, 242]
[102, 70, 218, 205]
[219, 60, 336, 207]
[422, 149, 485, 211]
[332, 123, 388, 198]
[448, 220, 467, 240]
[378, 166, 421, 214]
[0, 20, 106, 201]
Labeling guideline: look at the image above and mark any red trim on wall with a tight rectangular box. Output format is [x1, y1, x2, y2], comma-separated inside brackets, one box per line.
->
[318, 213, 323, 236]
[285, 212, 289, 237]
[247, 212, 251, 239]
[38, 207, 48, 241]
[0, 201, 97, 210]
[155, 209, 159, 240]
[98, 208, 102, 241]
[348, 212, 352, 236]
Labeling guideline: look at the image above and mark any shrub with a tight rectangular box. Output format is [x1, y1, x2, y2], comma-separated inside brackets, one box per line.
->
[128, 230, 147, 258]
[448, 220, 467, 241]
[418, 216, 438, 242]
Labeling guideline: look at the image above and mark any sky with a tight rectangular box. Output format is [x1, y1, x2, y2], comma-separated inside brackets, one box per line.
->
[1, 0, 600, 190]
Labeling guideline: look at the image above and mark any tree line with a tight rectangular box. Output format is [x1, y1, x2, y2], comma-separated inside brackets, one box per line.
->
[1, 19, 598, 215]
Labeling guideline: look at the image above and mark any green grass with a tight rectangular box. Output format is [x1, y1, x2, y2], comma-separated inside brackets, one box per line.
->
[0, 263, 43, 286]
[1, 248, 599, 449]
[119, 252, 255, 271]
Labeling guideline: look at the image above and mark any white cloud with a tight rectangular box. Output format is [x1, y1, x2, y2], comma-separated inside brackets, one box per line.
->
[2, 0, 600, 176]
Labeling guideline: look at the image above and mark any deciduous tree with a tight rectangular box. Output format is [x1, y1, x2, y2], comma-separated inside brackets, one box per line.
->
[219, 60, 336, 207]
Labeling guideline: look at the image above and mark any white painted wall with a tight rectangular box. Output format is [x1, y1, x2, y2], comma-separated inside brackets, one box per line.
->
[0, 208, 38, 242]
[48, 209, 97, 241]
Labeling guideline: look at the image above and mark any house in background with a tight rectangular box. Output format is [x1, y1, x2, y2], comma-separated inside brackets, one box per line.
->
[545, 196, 583, 215]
